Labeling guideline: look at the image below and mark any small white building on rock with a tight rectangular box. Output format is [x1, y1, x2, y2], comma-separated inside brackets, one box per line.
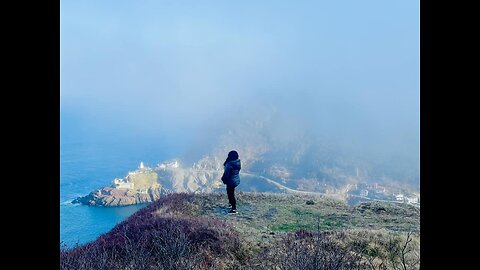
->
[113, 178, 134, 189]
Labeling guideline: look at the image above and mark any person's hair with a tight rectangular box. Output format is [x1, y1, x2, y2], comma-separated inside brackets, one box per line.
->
[223, 150, 239, 166]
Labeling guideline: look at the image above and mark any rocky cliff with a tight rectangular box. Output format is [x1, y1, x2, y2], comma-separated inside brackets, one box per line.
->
[72, 186, 163, 207]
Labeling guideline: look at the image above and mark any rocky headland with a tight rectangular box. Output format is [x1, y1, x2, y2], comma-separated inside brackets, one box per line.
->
[72, 186, 163, 206]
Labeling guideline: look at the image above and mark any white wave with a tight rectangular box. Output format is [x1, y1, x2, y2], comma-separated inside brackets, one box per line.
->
[60, 199, 81, 206]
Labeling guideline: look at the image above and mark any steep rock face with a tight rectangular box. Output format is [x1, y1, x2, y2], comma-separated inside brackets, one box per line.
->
[73, 187, 162, 207]
[157, 167, 224, 193]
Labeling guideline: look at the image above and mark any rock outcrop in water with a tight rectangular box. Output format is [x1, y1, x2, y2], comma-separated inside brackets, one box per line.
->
[72, 186, 163, 207]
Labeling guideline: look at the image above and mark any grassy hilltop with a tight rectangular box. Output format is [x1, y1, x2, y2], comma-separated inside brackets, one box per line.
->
[61, 192, 420, 270]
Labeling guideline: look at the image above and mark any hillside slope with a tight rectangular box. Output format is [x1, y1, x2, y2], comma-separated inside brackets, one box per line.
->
[61, 192, 420, 270]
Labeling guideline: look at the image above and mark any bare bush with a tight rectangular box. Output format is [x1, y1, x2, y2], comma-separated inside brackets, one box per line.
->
[241, 230, 367, 270]
[240, 229, 419, 270]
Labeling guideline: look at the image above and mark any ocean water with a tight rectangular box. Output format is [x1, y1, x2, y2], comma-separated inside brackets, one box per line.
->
[60, 137, 185, 248]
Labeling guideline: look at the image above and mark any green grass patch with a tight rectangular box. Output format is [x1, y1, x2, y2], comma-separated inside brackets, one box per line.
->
[272, 223, 313, 232]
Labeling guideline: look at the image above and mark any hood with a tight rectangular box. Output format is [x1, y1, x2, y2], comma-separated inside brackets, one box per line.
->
[227, 159, 241, 170]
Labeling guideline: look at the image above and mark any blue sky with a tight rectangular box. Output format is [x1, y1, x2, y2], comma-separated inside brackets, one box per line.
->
[61, 0, 419, 156]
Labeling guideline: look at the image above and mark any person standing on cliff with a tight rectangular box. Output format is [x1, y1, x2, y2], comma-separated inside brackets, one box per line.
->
[221, 150, 241, 214]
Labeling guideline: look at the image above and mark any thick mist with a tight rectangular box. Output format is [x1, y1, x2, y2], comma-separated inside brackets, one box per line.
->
[61, 1, 419, 188]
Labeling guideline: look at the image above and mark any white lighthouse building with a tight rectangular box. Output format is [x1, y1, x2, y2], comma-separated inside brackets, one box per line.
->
[113, 178, 134, 189]
[139, 161, 144, 169]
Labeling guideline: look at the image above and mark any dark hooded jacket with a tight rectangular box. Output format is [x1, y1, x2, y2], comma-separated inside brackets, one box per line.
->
[222, 159, 241, 187]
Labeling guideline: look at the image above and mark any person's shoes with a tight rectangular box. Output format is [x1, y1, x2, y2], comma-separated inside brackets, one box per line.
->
[228, 209, 238, 214]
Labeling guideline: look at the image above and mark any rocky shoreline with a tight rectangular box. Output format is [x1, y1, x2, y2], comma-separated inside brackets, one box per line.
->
[72, 186, 163, 207]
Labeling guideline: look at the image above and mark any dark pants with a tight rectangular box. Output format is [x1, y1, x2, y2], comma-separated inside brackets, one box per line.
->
[226, 185, 236, 210]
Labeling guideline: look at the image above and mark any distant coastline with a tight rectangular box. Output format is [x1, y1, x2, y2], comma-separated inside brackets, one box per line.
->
[73, 158, 420, 208]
